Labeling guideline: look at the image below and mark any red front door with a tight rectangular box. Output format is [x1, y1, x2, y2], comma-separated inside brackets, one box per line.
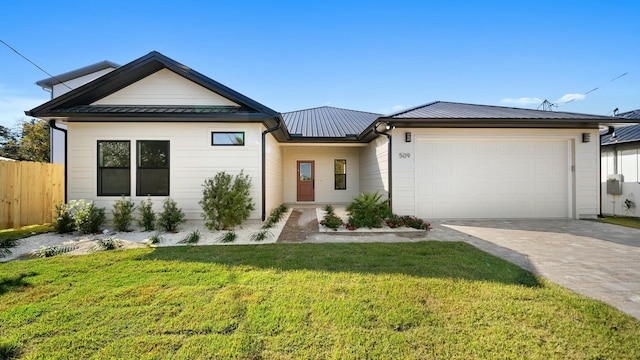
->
[297, 160, 314, 201]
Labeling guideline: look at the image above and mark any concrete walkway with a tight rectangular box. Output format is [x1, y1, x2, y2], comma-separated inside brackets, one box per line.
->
[433, 219, 640, 319]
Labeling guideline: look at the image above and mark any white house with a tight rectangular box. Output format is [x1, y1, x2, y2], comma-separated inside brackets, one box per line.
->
[27, 51, 635, 220]
[601, 109, 640, 216]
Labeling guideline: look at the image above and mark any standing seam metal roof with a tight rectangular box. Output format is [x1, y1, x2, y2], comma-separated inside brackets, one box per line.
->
[601, 109, 640, 146]
[282, 106, 381, 138]
[386, 101, 615, 120]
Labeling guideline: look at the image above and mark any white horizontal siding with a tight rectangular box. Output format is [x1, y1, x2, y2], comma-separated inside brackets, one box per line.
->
[282, 146, 360, 204]
[359, 136, 388, 197]
[265, 133, 283, 218]
[92, 68, 239, 106]
[67, 122, 263, 220]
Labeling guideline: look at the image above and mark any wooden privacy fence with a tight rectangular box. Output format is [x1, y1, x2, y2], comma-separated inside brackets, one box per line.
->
[0, 160, 64, 229]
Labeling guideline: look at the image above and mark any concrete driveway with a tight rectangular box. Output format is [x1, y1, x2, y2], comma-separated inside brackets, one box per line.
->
[431, 219, 640, 319]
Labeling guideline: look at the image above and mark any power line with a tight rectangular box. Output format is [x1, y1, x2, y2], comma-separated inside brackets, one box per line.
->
[538, 71, 629, 111]
[0, 39, 72, 90]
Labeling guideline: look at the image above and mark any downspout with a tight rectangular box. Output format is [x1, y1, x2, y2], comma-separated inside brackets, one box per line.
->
[49, 120, 68, 203]
[599, 126, 615, 218]
[261, 116, 282, 221]
[373, 122, 393, 210]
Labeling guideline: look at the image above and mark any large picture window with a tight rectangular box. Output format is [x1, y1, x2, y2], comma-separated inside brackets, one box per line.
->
[335, 159, 346, 190]
[97, 141, 130, 196]
[137, 140, 170, 196]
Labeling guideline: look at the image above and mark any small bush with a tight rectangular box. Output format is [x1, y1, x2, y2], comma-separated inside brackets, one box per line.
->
[199, 171, 255, 230]
[250, 229, 272, 241]
[53, 203, 75, 234]
[320, 206, 343, 231]
[138, 197, 156, 231]
[179, 230, 201, 244]
[217, 231, 237, 243]
[36, 245, 77, 258]
[148, 233, 163, 244]
[95, 236, 122, 251]
[0, 238, 19, 258]
[401, 216, 432, 231]
[71, 200, 106, 234]
[385, 214, 405, 228]
[263, 204, 289, 229]
[157, 198, 185, 232]
[112, 197, 136, 232]
[0, 341, 19, 360]
[346, 192, 390, 228]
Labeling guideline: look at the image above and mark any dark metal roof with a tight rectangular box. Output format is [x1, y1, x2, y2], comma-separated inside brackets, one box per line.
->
[35, 60, 120, 88]
[51, 105, 257, 114]
[282, 106, 381, 139]
[386, 101, 614, 120]
[600, 109, 640, 146]
[601, 124, 640, 146]
[616, 109, 640, 120]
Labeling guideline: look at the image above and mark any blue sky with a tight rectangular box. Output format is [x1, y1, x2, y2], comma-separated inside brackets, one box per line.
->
[1, 0, 638, 128]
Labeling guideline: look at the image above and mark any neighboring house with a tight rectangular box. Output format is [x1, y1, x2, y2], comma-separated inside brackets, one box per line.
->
[601, 109, 640, 216]
[26, 51, 634, 221]
[36, 61, 120, 164]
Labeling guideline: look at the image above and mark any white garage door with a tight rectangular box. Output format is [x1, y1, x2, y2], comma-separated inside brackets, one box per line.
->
[416, 138, 570, 218]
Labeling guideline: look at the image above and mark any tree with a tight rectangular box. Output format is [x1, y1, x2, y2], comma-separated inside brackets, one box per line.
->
[0, 119, 50, 162]
[17, 119, 50, 162]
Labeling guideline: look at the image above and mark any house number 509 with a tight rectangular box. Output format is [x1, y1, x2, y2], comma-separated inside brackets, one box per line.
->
[399, 153, 411, 158]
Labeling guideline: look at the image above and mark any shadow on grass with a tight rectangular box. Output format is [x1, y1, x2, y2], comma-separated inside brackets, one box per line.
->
[0, 272, 37, 295]
[141, 242, 541, 287]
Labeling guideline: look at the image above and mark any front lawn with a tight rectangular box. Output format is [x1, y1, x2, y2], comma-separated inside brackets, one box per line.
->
[1, 242, 638, 359]
[597, 215, 640, 229]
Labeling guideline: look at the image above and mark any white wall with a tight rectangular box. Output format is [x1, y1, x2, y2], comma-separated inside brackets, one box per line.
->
[67, 122, 264, 220]
[282, 145, 362, 204]
[264, 132, 283, 218]
[391, 128, 600, 219]
[359, 136, 388, 197]
[601, 145, 640, 217]
[51, 68, 117, 98]
[92, 69, 239, 106]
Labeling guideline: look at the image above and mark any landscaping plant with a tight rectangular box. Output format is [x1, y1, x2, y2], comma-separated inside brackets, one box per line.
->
[199, 170, 255, 230]
[217, 231, 237, 243]
[263, 204, 288, 229]
[178, 230, 201, 244]
[95, 236, 122, 251]
[250, 229, 272, 241]
[320, 204, 343, 231]
[137, 197, 156, 231]
[111, 197, 135, 232]
[71, 200, 106, 234]
[157, 198, 185, 232]
[346, 192, 390, 228]
[53, 203, 75, 234]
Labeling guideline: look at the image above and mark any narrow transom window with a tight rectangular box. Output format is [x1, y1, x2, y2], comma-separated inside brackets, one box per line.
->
[97, 141, 130, 196]
[335, 159, 347, 190]
[137, 140, 170, 196]
[212, 132, 245, 146]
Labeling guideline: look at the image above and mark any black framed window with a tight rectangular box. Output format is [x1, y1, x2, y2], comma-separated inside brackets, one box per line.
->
[97, 141, 130, 196]
[335, 159, 346, 190]
[137, 140, 170, 196]
[212, 132, 245, 146]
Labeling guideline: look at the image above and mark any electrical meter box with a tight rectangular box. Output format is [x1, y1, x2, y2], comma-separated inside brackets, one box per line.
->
[607, 174, 623, 195]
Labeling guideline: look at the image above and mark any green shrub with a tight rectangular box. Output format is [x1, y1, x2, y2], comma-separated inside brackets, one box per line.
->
[95, 236, 122, 251]
[320, 205, 343, 231]
[250, 229, 272, 241]
[71, 200, 106, 234]
[179, 230, 201, 244]
[401, 215, 431, 231]
[53, 203, 75, 234]
[148, 233, 163, 244]
[346, 192, 390, 228]
[112, 197, 135, 232]
[157, 198, 185, 232]
[0, 238, 19, 258]
[385, 214, 405, 228]
[199, 171, 255, 230]
[217, 231, 237, 243]
[36, 245, 77, 258]
[263, 204, 288, 229]
[138, 197, 156, 231]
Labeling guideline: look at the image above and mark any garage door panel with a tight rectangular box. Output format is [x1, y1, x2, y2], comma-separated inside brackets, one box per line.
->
[416, 138, 569, 218]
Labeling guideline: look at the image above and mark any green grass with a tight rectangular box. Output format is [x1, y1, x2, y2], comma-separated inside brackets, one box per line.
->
[1, 242, 638, 359]
[0, 224, 53, 241]
[597, 215, 640, 229]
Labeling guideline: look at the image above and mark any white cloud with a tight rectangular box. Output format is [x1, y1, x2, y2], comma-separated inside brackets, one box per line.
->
[0, 85, 48, 128]
[500, 97, 544, 105]
[555, 93, 586, 104]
